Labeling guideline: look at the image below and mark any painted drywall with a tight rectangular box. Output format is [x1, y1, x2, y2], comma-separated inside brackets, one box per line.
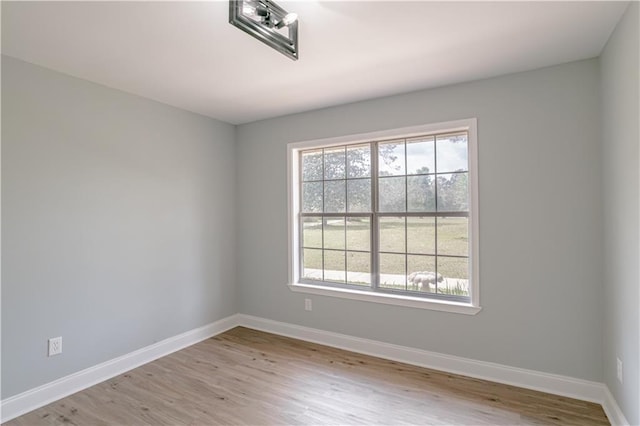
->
[1, 56, 237, 399]
[236, 59, 604, 382]
[600, 2, 640, 424]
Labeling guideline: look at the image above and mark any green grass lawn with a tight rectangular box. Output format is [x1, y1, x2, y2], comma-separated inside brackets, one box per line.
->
[302, 216, 469, 295]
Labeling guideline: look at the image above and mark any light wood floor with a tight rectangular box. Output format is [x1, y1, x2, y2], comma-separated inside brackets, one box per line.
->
[6, 327, 609, 426]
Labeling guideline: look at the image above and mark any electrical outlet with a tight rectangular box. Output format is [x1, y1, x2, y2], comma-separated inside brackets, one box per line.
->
[48, 336, 62, 357]
[616, 357, 623, 383]
[304, 298, 312, 311]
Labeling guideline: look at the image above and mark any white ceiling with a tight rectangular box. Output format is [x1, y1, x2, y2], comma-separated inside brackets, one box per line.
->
[2, 1, 628, 124]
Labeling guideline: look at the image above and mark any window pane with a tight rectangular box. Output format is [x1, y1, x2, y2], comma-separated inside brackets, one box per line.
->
[347, 179, 371, 213]
[324, 180, 346, 213]
[302, 181, 323, 213]
[347, 251, 370, 286]
[324, 250, 346, 282]
[324, 147, 346, 180]
[346, 217, 370, 252]
[299, 131, 473, 302]
[436, 133, 468, 173]
[436, 173, 468, 212]
[302, 217, 322, 248]
[437, 217, 468, 256]
[407, 255, 437, 293]
[407, 216, 435, 255]
[302, 150, 323, 181]
[437, 256, 469, 296]
[378, 176, 406, 212]
[379, 216, 405, 253]
[347, 145, 371, 178]
[323, 217, 345, 250]
[378, 141, 405, 176]
[407, 175, 435, 212]
[407, 137, 435, 175]
[302, 248, 322, 280]
[379, 253, 406, 290]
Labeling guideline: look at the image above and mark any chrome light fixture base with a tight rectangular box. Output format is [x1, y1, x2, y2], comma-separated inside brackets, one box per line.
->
[229, 0, 299, 61]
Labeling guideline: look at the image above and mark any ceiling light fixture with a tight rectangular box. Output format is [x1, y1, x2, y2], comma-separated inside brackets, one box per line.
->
[229, 0, 299, 61]
[276, 12, 298, 29]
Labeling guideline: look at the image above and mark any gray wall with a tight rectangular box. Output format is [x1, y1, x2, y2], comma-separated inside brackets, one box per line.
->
[600, 2, 640, 424]
[1, 56, 237, 399]
[236, 59, 604, 382]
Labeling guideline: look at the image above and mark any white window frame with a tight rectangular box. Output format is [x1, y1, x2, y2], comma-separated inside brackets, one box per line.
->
[287, 119, 481, 315]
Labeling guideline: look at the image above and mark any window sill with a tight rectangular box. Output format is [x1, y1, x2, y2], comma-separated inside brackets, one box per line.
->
[288, 282, 482, 315]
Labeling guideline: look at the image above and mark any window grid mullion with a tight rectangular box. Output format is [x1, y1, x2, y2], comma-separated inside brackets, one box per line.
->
[376, 211, 468, 217]
[302, 211, 468, 218]
[321, 148, 325, 282]
[404, 139, 408, 292]
[299, 153, 304, 282]
[343, 147, 348, 283]
[371, 141, 379, 291]
[434, 137, 439, 294]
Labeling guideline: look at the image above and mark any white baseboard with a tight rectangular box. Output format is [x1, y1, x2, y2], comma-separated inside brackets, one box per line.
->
[0, 314, 240, 423]
[2, 312, 630, 426]
[237, 314, 606, 404]
[602, 387, 631, 426]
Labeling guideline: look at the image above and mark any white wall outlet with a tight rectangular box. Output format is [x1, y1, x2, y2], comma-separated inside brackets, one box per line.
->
[616, 357, 623, 383]
[48, 336, 62, 356]
[304, 298, 312, 311]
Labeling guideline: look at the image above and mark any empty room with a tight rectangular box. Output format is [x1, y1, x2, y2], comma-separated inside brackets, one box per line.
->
[1, 1, 639, 425]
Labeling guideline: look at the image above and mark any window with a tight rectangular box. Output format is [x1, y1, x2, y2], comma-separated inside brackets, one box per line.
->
[288, 119, 480, 314]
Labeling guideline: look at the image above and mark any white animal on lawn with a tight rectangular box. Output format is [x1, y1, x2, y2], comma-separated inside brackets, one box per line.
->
[408, 271, 444, 290]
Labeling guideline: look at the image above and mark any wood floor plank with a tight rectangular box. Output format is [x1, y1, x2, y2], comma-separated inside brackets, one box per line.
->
[4, 327, 610, 425]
